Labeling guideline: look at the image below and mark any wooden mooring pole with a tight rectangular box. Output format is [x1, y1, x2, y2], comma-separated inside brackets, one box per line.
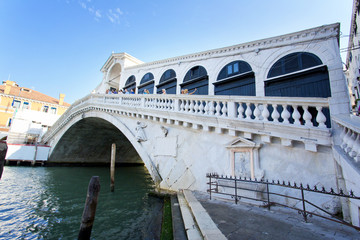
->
[78, 176, 101, 240]
[0, 141, 7, 180]
[110, 143, 116, 192]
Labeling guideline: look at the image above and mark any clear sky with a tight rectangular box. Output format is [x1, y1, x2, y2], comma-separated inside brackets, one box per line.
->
[0, 0, 354, 104]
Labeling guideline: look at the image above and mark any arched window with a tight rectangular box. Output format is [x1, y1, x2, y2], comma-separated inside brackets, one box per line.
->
[265, 52, 330, 97]
[138, 72, 154, 94]
[214, 61, 255, 96]
[156, 69, 177, 94]
[181, 66, 208, 95]
[124, 75, 136, 93]
[265, 52, 331, 127]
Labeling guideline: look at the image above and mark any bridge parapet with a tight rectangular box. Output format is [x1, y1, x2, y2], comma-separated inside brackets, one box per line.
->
[332, 115, 360, 163]
[42, 94, 331, 151]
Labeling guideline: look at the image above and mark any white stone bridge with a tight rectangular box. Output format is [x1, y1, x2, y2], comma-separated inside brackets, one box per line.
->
[42, 93, 333, 189]
[41, 23, 360, 226]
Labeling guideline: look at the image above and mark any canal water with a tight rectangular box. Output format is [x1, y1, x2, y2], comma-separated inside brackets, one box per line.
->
[0, 166, 162, 239]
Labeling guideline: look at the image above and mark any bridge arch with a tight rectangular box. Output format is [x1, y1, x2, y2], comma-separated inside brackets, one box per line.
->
[48, 111, 161, 184]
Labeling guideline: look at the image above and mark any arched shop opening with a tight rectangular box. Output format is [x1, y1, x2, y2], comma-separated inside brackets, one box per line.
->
[265, 52, 331, 127]
[124, 75, 136, 93]
[156, 69, 177, 94]
[138, 72, 155, 94]
[181, 66, 208, 95]
[214, 60, 255, 96]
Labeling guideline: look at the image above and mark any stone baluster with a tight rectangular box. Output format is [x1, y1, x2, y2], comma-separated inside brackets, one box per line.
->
[209, 101, 215, 115]
[167, 99, 172, 110]
[315, 106, 327, 128]
[245, 103, 252, 120]
[199, 101, 205, 114]
[253, 103, 261, 120]
[350, 133, 360, 162]
[281, 105, 290, 124]
[184, 100, 189, 112]
[194, 100, 199, 114]
[179, 99, 184, 112]
[342, 128, 352, 151]
[238, 102, 244, 119]
[271, 104, 280, 123]
[204, 101, 210, 115]
[346, 131, 357, 153]
[215, 101, 221, 116]
[292, 105, 301, 125]
[262, 104, 270, 122]
[165, 99, 169, 109]
[189, 100, 195, 113]
[339, 125, 347, 149]
[221, 101, 228, 117]
[303, 106, 313, 127]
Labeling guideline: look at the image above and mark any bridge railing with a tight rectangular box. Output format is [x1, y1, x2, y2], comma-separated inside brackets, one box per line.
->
[43, 93, 331, 145]
[332, 115, 360, 163]
[91, 94, 330, 128]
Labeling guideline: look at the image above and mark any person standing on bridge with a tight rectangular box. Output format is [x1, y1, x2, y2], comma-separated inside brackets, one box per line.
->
[182, 88, 197, 95]
[161, 89, 166, 94]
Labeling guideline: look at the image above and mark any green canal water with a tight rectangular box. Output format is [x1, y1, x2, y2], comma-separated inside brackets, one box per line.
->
[0, 166, 162, 239]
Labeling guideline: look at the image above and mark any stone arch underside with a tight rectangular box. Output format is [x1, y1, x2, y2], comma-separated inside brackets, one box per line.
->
[49, 117, 142, 165]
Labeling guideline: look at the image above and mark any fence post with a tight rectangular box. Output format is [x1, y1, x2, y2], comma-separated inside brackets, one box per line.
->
[209, 174, 212, 200]
[300, 186, 308, 222]
[266, 182, 270, 210]
[235, 178, 238, 204]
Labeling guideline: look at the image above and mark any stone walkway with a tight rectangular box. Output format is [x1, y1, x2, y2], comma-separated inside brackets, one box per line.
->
[188, 191, 360, 240]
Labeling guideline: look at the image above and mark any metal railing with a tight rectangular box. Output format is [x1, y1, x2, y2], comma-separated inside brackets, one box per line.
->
[206, 173, 360, 231]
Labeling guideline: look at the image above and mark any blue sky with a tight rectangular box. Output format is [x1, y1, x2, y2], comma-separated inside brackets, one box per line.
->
[0, 0, 354, 104]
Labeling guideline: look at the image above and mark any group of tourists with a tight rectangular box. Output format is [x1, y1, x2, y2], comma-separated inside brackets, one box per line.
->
[106, 88, 135, 94]
[106, 88, 197, 95]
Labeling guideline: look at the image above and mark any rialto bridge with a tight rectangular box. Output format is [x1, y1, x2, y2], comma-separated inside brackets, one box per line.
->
[41, 23, 360, 226]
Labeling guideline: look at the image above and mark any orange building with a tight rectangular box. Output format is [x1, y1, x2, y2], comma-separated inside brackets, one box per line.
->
[0, 80, 70, 138]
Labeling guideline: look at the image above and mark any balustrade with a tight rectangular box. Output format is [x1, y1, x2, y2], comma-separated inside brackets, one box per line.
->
[43, 93, 331, 144]
[333, 115, 360, 163]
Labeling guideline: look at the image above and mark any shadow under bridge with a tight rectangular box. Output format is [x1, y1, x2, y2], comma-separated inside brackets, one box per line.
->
[49, 117, 142, 165]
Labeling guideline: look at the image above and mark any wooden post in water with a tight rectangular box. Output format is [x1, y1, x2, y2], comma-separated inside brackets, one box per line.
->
[0, 141, 7, 180]
[110, 143, 116, 192]
[78, 176, 101, 240]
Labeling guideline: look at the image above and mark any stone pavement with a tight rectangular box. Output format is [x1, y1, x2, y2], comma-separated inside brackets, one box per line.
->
[181, 190, 360, 240]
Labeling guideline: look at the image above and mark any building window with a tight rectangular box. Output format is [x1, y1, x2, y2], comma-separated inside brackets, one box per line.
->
[50, 107, 57, 114]
[12, 100, 21, 108]
[43, 106, 49, 113]
[22, 102, 30, 110]
[7, 118, 12, 127]
[227, 62, 239, 75]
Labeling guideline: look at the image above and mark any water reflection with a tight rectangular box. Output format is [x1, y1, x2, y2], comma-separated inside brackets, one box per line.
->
[0, 166, 161, 239]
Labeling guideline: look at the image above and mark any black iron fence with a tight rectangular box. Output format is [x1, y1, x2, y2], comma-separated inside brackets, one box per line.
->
[206, 173, 360, 231]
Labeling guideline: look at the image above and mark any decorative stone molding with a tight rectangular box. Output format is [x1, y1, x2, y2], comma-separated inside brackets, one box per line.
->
[124, 23, 339, 71]
[226, 137, 264, 179]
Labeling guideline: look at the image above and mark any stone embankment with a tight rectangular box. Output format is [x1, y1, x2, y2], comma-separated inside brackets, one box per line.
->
[175, 190, 360, 240]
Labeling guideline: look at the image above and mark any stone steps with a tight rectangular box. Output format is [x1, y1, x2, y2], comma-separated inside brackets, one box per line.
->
[178, 189, 227, 240]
